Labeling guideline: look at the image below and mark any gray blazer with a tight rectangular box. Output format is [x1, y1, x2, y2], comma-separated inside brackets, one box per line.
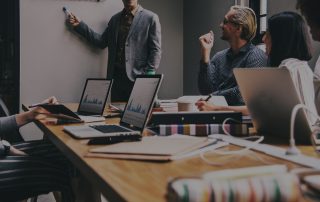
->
[74, 6, 162, 81]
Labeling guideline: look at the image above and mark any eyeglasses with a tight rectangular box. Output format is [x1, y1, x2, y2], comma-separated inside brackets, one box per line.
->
[222, 18, 238, 25]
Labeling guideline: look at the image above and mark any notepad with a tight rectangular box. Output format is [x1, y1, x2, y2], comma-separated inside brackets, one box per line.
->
[87, 135, 228, 161]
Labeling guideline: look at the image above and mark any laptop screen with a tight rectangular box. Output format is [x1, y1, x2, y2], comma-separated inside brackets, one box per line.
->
[78, 79, 112, 115]
[121, 75, 163, 129]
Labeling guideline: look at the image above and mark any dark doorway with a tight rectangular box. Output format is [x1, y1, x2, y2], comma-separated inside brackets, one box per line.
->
[0, 0, 20, 114]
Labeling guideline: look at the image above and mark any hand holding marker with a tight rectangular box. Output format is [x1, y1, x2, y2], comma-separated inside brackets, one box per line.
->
[62, 6, 71, 17]
[63, 6, 80, 27]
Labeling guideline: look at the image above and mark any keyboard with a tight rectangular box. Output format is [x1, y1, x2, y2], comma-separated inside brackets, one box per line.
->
[90, 125, 132, 133]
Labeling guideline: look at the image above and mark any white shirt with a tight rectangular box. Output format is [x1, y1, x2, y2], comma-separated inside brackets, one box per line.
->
[279, 58, 318, 126]
[314, 55, 320, 79]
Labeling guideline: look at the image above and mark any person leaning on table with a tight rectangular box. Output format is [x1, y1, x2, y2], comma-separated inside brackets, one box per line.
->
[0, 96, 75, 202]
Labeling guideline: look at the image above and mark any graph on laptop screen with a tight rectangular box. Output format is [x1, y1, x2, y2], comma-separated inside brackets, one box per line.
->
[78, 80, 111, 114]
[121, 77, 159, 128]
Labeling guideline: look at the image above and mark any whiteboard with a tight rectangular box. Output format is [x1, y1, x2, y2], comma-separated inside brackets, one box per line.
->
[20, 0, 122, 105]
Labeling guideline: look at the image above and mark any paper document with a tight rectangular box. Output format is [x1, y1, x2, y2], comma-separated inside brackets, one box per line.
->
[87, 135, 228, 161]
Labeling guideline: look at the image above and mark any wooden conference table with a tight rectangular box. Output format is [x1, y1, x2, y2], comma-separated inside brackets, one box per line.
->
[24, 103, 319, 202]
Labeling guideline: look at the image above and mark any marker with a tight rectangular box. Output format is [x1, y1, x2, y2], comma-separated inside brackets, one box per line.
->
[62, 6, 71, 16]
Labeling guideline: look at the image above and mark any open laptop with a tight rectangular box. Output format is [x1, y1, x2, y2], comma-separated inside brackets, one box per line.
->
[63, 74, 163, 139]
[76, 78, 112, 117]
[35, 78, 112, 123]
[234, 68, 311, 143]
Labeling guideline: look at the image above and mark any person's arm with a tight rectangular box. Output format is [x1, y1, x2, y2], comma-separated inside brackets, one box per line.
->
[198, 57, 220, 95]
[215, 47, 267, 105]
[0, 116, 18, 134]
[198, 31, 221, 95]
[69, 13, 109, 49]
[195, 101, 249, 115]
[146, 14, 161, 72]
[213, 86, 244, 106]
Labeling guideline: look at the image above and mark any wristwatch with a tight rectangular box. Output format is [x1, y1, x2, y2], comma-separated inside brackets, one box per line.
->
[1, 140, 11, 156]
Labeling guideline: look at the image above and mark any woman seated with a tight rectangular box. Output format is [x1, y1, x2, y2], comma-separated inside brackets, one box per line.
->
[196, 11, 318, 126]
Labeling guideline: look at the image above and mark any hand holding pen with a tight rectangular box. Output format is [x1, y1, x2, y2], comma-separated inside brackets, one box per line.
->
[195, 94, 212, 111]
[204, 94, 212, 102]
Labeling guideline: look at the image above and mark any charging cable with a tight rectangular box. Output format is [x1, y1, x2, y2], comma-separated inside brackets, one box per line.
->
[200, 118, 265, 166]
[287, 104, 320, 155]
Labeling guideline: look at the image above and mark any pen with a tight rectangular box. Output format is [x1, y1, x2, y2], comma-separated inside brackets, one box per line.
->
[28, 102, 49, 108]
[204, 94, 212, 102]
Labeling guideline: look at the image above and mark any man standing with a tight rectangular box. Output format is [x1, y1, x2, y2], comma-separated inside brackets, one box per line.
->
[198, 6, 267, 105]
[67, 0, 161, 101]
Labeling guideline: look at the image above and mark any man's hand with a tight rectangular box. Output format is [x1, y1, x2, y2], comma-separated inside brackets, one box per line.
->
[199, 31, 214, 63]
[67, 13, 81, 27]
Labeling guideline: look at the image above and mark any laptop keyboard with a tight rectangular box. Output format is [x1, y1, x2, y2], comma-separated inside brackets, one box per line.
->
[90, 125, 132, 133]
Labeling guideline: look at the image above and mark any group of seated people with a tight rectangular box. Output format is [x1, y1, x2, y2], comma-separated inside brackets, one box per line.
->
[196, 6, 319, 130]
[1, 0, 320, 201]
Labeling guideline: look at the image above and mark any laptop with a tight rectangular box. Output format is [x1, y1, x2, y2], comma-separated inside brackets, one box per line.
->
[234, 68, 311, 143]
[63, 74, 163, 139]
[77, 78, 112, 117]
[35, 78, 112, 123]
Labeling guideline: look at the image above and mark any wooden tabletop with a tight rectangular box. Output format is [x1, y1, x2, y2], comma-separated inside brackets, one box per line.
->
[24, 104, 320, 202]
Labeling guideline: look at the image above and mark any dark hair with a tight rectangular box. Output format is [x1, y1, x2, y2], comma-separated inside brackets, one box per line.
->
[297, 0, 320, 28]
[267, 11, 312, 66]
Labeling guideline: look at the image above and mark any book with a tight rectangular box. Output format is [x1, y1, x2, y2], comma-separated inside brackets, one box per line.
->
[86, 135, 228, 161]
[151, 123, 249, 137]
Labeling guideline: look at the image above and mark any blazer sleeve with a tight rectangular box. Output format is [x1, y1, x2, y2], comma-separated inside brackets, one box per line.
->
[74, 21, 110, 49]
[0, 116, 18, 135]
[146, 14, 161, 71]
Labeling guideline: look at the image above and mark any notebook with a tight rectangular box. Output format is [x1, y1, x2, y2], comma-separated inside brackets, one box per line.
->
[63, 74, 163, 139]
[233, 68, 311, 143]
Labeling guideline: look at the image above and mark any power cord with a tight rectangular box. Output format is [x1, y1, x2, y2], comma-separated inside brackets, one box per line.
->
[200, 117, 265, 166]
[287, 104, 320, 155]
